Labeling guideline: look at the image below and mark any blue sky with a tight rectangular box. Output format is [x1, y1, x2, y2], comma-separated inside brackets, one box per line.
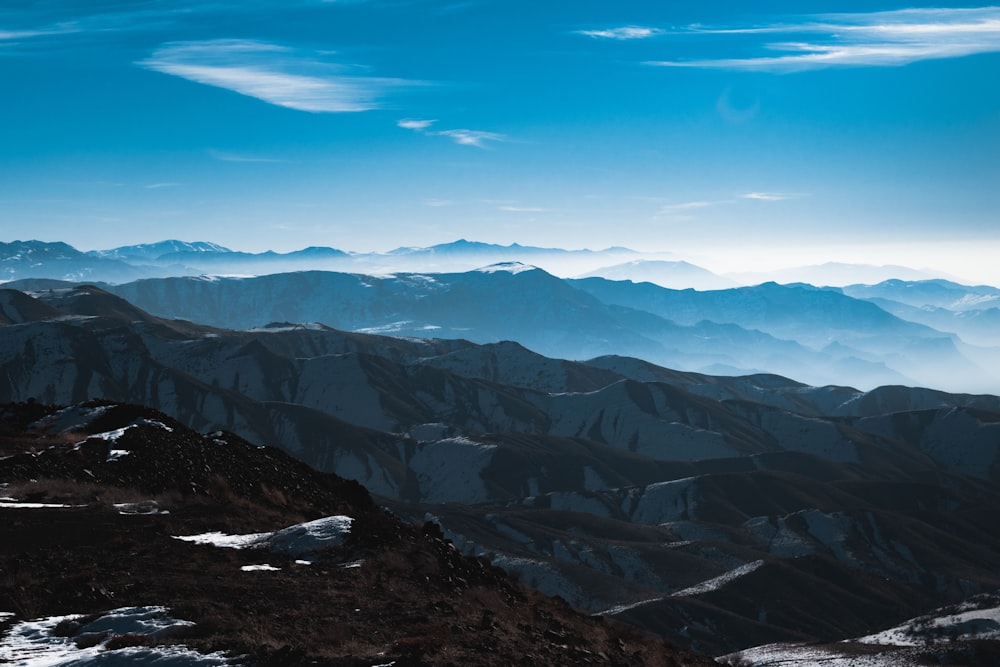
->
[1, 1, 999, 279]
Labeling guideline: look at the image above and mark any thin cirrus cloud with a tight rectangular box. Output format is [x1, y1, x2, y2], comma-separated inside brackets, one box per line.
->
[398, 118, 437, 130]
[659, 200, 723, 212]
[742, 192, 806, 201]
[644, 7, 1000, 71]
[398, 119, 507, 148]
[138, 39, 417, 112]
[207, 149, 285, 163]
[576, 26, 661, 40]
[498, 205, 546, 212]
[435, 129, 506, 148]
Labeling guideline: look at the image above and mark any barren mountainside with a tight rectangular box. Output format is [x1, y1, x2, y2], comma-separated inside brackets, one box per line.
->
[3, 284, 1000, 658]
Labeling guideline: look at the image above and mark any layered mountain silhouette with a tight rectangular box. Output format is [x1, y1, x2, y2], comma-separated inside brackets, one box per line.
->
[6, 240, 1000, 393]
[73, 265, 994, 393]
[3, 284, 1000, 656]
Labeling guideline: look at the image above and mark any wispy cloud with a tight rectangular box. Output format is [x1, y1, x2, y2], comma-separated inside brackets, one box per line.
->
[398, 118, 505, 148]
[434, 129, 506, 148]
[659, 200, 723, 212]
[423, 198, 453, 207]
[576, 26, 661, 40]
[143, 182, 181, 189]
[742, 192, 806, 201]
[398, 118, 436, 130]
[654, 200, 730, 223]
[498, 205, 546, 212]
[207, 149, 285, 163]
[645, 7, 1000, 71]
[0, 27, 75, 41]
[139, 39, 417, 112]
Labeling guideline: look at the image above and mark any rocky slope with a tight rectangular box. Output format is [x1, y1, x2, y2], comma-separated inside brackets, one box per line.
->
[0, 400, 710, 666]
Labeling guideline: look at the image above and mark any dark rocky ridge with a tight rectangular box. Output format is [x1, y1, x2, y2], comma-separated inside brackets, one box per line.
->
[0, 400, 711, 666]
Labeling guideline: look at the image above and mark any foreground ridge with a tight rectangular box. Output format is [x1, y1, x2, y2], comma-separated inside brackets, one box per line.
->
[0, 400, 712, 666]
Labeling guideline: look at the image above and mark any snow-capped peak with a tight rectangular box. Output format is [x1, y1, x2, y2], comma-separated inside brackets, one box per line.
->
[475, 262, 538, 274]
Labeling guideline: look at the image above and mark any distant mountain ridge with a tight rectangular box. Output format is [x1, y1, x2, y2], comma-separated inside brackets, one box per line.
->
[89, 240, 232, 261]
[1, 239, 641, 282]
[88, 266, 997, 393]
[5, 240, 1000, 393]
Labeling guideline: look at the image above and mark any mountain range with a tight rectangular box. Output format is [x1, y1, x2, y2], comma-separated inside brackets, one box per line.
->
[0, 239, 962, 288]
[3, 283, 1000, 658]
[5, 241, 999, 395]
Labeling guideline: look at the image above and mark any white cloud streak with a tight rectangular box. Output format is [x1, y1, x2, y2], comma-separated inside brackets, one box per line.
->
[139, 39, 416, 112]
[398, 117, 505, 148]
[498, 205, 545, 212]
[742, 192, 806, 201]
[576, 26, 661, 40]
[434, 129, 506, 148]
[659, 200, 722, 212]
[646, 7, 1000, 71]
[398, 118, 437, 130]
[207, 149, 285, 163]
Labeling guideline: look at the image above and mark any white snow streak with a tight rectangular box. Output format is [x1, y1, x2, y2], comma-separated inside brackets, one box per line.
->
[671, 559, 765, 596]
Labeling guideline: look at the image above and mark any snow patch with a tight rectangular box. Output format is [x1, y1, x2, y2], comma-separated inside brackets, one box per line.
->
[0, 500, 82, 509]
[858, 600, 1000, 647]
[672, 559, 765, 597]
[29, 404, 110, 434]
[475, 262, 537, 274]
[0, 605, 232, 666]
[173, 531, 271, 549]
[267, 515, 353, 557]
[240, 564, 280, 572]
[172, 515, 354, 556]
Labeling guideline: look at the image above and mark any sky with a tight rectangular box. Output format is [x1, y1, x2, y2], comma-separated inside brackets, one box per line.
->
[1, 1, 999, 281]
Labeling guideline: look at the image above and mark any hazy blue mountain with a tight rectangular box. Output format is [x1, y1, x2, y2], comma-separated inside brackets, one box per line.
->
[6, 240, 998, 391]
[5, 239, 645, 281]
[90, 240, 232, 262]
[374, 239, 639, 275]
[836, 279, 1000, 350]
[103, 264, 918, 389]
[578, 259, 736, 290]
[389, 239, 634, 258]
[855, 296, 1000, 349]
[571, 277, 997, 393]
[841, 278, 1000, 311]
[0, 240, 151, 283]
[729, 262, 949, 287]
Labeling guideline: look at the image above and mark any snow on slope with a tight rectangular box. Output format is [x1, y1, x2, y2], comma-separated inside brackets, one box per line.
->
[173, 516, 353, 556]
[858, 594, 1000, 647]
[0, 606, 232, 666]
[728, 593, 1000, 666]
[671, 559, 765, 597]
